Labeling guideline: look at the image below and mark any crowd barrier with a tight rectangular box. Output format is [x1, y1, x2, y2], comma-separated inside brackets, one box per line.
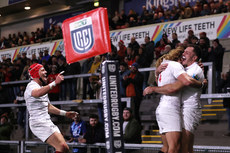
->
[1, 62, 214, 96]
[1, 140, 230, 153]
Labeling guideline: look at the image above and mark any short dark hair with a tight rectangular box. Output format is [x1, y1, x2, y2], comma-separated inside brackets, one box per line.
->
[123, 107, 132, 114]
[188, 44, 201, 61]
[89, 114, 98, 119]
[213, 38, 220, 45]
[172, 33, 177, 36]
[120, 62, 128, 68]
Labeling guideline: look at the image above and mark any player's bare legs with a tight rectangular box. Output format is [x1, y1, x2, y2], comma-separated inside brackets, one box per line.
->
[165, 131, 181, 153]
[181, 129, 194, 153]
[46, 132, 69, 153]
[160, 134, 168, 153]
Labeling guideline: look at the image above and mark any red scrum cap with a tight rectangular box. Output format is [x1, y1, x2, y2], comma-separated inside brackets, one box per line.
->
[28, 63, 43, 79]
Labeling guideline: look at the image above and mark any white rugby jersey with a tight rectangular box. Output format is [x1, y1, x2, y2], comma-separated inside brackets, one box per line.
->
[182, 62, 204, 108]
[158, 60, 186, 108]
[24, 80, 51, 121]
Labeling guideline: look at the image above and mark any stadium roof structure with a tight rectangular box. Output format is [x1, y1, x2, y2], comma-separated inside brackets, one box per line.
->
[0, 0, 94, 26]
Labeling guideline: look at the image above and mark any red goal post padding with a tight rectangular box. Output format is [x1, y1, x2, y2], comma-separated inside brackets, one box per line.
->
[62, 7, 111, 64]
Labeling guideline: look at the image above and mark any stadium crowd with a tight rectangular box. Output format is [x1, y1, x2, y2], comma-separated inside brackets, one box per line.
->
[110, 0, 230, 29]
[0, 0, 229, 50]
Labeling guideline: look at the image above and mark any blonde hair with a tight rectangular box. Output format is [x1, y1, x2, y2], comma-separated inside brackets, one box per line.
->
[155, 48, 184, 68]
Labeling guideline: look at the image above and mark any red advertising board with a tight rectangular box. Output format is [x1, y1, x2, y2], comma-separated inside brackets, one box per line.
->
[62, 7, 111, 64]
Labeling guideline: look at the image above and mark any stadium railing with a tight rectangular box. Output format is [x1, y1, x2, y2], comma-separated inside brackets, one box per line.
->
[1, 140, 230, 153]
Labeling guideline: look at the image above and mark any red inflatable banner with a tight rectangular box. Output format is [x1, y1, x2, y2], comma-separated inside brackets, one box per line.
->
[62, 7, 111, 64]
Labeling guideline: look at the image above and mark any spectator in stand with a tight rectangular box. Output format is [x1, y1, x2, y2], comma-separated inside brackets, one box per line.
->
[184, 7, 193, 19]
[58, 58, 68, 100]
[191, 36, 199, 45]
[182, 39, 189, 48]
[0, 64, 5, 83]
[0, 37, 10, 49]
[187, 29, 195, 44]
[18, 38, 23, 46]
[171, 33, 180, 49]
[82, 58, 93, 99]
[2, 63, 13, 82]
[140, 6, 151, 24]
[21, 52, 28, 67]
[144, 36, 155, 67]
[210, 1, 218, 15]
[65, 61, 81, 100]
[42, 50, 51, 64]
[227, 1, 230, 12]
[178, 9, 186, 20]
[218, 0, 228, 13]
[47, 65, 60, 101]
[128, 37, 140, 54]
[150, 5, 156, 15]
[120, 62, 130, 98]
[123, 108, 142, 144]
[158, 12, 165, 22]
[89, 70, 104, 123]
[53, 25, 63, 40]
[199, 38, 209, 79]
[112, 11, 120, 26]
[136, 16, 143, 26]
[55, 50, 65, 61]
[30, 32, 35, 42]
[8, 34, 12, 44]
[42, 59, 50, 75]
[11, 63, 23, 81]
[127, 9, 138, 22]
[201, 3, 211, 16]
[136, 46, 147, 68]
[122, 63, 143, 123]
[193, 5, 201, 17]
[125, 47, 136, 66]
[156, 4, 164, 14]
[31, 53, 37, 61]
[68, 111, 87, 153]
[143, 36, 154, 88]
[38, 51, 44, 64]
[0, 83, 10, 106]
[140, 5, 148, 18]
[20, 58, 32, 80]
[129, 16, 137, 27]
[208, 38, 225, 93]
[117, 40, 127, 62]
[155, 33, 172, 48]
[0, 113, 12, 153]
[49, 56, 59, 74]
[161, 45, 171, 56]
[78, 114, 105, 153]
[221, 71, 230, 136]
[199, 32, 210, 48]
[106, 44, 119, 61]
[14, 84, 26, 135]
[119, 10, 127, 27]
[155, 39, 166, 60]
[88, 56, 101, 99]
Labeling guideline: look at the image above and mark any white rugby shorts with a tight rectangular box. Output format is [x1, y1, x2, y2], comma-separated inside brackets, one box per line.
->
[29, 118, 60, 142]
[182, 107, 202, 133]
[156, 106, 182, 134]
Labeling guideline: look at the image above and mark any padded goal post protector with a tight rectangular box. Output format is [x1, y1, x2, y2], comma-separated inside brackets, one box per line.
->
[62, 7, 111, 64]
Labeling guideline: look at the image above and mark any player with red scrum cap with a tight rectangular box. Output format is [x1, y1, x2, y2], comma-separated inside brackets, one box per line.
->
[24, 63, 76, 153]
